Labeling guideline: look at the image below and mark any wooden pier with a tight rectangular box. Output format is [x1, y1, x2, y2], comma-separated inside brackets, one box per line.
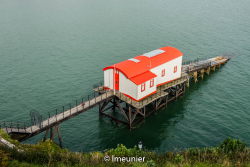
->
[0, 56, 230, 145]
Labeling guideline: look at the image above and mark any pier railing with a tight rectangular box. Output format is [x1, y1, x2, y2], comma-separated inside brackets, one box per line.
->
[0, 121, 28, 133]
[186, 60, 212, 72]
[182, 55, 231, 73]
[0, 56, 231, 134]
[0, 77, 187, 133]
[0, 82, 112, 133]
[182, 57, 203, 65]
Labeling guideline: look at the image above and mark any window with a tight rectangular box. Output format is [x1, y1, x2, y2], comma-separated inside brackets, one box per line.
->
[150, 79, 154, 87]
[174, 66, 177, 73]
[161, 69, 165, 77]
[141, 83, 145, 92]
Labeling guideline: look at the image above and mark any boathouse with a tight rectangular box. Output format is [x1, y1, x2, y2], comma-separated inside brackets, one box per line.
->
[103, 46, 183, 101]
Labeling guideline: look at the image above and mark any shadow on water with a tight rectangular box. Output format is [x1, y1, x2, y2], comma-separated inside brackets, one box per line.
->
[96, 69, 223, 151]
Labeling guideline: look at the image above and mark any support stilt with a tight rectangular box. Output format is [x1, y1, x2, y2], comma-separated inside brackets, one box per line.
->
[112, 98, 116, 112]
[128, 106, 132, 129]
[165, 95, 168, 108]
[50, 127, 54, 140]
[183, 82, 186, 93]
[200, 69, 204, 80]
[186, 77, 190, 87]
[193, 71, 198, 83]
[43, 129, 49, 142]
[175, 85, 178, 100]
[143, 106, 146, 118]
[206, 67, 211, 75]
[43, 125, 63, 148]
[56, 125, 63, 148]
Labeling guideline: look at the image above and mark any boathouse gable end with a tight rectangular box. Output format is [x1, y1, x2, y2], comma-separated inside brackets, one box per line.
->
[119, 72, 138, 100]
[104, 69, 113, 89]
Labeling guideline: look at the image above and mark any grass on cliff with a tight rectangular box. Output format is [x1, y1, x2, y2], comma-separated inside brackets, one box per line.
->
[0, 129, 250, 167]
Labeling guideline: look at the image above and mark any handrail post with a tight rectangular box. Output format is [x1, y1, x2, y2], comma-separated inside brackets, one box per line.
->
[17, 122, 19, 132]
[3, 121, 6, 131]
[48, 112, 50, 125]
[10, 122, 12, 130]
[8, 122, 11, 132]
[63, 106, 64, 119]
[56, 109, 57, 121]
[4, 122, 8, 133]
[70, 103, 71, 115]
[24, 122, 26, 133]
[88, 95, 90, 106]
[41, 115, 43, 128]
[76, 100, 78, 112]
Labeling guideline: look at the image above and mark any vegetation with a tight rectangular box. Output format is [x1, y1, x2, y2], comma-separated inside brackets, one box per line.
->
[0, 129, 250, 167]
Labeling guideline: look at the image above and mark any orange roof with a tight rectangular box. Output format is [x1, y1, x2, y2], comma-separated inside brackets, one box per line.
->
[103, 46, 183, 85]
[130, 71, 157, 85]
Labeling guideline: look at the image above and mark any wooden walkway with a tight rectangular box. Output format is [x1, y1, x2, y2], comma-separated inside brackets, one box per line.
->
[1, 56, 231, 140]
[2, 91, 114, 135]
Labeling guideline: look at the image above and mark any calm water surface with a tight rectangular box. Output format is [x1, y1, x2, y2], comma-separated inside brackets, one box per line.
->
[0, 0, 249, 152]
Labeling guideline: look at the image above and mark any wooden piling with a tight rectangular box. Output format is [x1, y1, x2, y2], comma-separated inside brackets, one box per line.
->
[193, 71, 198, 83]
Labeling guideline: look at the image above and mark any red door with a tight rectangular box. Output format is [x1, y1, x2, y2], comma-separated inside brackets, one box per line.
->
[114, 70, 119, 90]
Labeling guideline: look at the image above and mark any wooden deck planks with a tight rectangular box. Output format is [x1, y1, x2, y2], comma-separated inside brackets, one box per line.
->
[2, 56, 230, 136]
[3, 91, 114, 134]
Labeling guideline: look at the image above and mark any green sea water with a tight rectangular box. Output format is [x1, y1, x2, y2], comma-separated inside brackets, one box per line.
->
[0, 0, 249, 152]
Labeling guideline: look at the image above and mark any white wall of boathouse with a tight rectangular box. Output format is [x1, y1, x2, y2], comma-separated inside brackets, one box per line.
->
[150, 56, 182, 86]
[119, 72, 138, 100]
[137, 79, 156, 100]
